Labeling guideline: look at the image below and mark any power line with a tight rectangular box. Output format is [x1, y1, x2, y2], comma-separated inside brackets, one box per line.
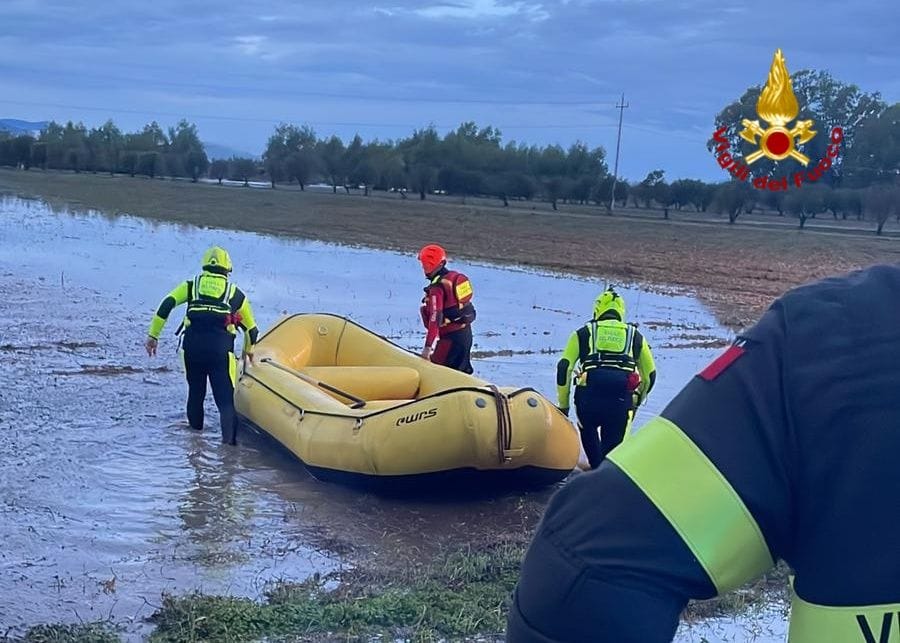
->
[0, 98, 621, 130]
[0, 97, 704, 143]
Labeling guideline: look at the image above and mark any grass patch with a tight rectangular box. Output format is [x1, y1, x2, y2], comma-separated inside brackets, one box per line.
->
[8, 546, 792, 642]
[2, 623, 121, 643]
[147, 541, 791, 642]
[149, 541, 524, 642]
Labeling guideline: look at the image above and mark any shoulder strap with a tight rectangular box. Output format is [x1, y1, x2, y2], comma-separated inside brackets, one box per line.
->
[219, 280, 232, 304]
[576, 324, 592, 361]
[623, 324, 635, 355]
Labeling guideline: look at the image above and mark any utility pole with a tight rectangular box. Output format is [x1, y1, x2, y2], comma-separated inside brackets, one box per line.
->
[609, 93, 628, 213]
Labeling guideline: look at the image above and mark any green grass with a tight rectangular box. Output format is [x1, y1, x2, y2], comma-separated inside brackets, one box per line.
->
[3, 623, 121, 643]
[5, 544, 790, 642]
[146, 543, 788, 642]
[148, 542, 524, 642]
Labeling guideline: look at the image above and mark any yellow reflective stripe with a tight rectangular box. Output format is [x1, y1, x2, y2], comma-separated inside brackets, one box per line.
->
[189, 305, 227, 312]
[455, 278, 472, 300]
[608, 417, 774, 593]
[228, 353, 237, 386]
[789, 583, 900, 643]
[620, 409, 636, 442]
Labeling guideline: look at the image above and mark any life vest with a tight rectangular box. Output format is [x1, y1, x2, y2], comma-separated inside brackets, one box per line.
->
[183, 272, 240, 334]
[420, 270, 476, 328]
[575, 319, 640, 390]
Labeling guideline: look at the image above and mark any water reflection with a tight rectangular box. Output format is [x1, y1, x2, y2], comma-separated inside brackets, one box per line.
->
[179, 437, 251, 550]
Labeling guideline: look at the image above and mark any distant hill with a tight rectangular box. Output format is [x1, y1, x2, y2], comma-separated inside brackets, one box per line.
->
[0, 119, 49, 136]
[203, 142, 258, 160]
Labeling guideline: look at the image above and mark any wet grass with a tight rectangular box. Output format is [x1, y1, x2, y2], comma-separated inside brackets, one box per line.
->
[148, 541, 524, 642]
[143, 548, 789, 642]
[6, 542, 791, 642]
[3, 168, 900, 330]
[2, 623, 121, 643]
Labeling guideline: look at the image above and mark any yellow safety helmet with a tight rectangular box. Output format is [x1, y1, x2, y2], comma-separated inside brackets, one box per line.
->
[201, 246, 233, 272]
[594, 287, 625, 321]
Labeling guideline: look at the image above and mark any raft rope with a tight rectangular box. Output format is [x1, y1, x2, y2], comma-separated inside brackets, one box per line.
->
[488, 385, 513, 464]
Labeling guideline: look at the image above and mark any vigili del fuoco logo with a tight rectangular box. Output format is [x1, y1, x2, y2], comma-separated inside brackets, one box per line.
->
[711, 49, 843, 191]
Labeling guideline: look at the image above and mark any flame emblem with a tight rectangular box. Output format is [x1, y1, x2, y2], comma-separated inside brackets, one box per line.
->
[740, 49, 816, 165]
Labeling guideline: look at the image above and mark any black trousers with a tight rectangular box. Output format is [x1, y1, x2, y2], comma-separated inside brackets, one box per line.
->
[183, 343, 237, 445]
[432, 325, 474, 374]
[574, 370, 632, 469]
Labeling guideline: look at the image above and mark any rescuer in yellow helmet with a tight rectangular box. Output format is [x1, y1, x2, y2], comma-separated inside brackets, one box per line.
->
[145, 246, 258, 445]
[556, 287, 656, 468]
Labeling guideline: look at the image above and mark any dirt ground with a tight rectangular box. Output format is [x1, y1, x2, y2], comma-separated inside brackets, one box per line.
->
[3, 168, 899, 330]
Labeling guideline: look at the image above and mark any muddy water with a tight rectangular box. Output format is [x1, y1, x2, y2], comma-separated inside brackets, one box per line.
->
[0, 195, 735, 636]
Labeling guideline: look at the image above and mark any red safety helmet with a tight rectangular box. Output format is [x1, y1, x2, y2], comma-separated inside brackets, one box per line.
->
[418, 244, 447, 274]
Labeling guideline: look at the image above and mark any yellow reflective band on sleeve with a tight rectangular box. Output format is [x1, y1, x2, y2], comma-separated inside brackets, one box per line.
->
[455, 279, 472, 300]
[788, 583, 900, 643]
[607, 417, 774, 593]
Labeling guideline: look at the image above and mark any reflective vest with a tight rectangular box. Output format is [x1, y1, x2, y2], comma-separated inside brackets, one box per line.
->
[609, 417, 900, 643]
[789, 584, 900, 642]
[184, 272, 238, 334]
[576, 319, 637, 377]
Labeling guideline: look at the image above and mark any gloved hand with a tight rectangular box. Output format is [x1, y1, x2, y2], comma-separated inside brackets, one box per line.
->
[557, 406, 570, 417]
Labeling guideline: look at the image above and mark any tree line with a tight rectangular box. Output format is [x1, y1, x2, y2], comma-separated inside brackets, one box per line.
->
[1, 70, 897, 231]
[0, 119, 209, 181]
[258, 121, 610, 210]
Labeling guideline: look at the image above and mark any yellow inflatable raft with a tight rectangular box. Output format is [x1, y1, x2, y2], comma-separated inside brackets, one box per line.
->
[235, 313, 580, 491]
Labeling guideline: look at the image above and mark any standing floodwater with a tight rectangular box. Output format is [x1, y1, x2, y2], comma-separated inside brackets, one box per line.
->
[0, 195, 741, 637]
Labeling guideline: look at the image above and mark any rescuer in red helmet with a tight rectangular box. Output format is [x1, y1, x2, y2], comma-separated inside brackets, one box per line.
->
[417, 244, 476, 374]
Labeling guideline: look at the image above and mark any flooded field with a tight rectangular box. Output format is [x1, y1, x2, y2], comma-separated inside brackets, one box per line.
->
[0, 194, 777, 640]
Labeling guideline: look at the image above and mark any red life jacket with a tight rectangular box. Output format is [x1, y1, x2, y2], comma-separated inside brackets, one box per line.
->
[420, 270, 476, 329]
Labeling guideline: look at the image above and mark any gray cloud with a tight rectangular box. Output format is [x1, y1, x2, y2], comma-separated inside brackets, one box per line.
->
[0, 0, 896, 180]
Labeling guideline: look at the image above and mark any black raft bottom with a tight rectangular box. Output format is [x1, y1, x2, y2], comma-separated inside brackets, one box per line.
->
[239, 417, 573, 497]
[305, 463, 573, 497]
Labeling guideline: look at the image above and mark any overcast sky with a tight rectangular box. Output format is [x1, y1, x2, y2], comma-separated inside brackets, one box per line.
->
[1, 0, 896, 181]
